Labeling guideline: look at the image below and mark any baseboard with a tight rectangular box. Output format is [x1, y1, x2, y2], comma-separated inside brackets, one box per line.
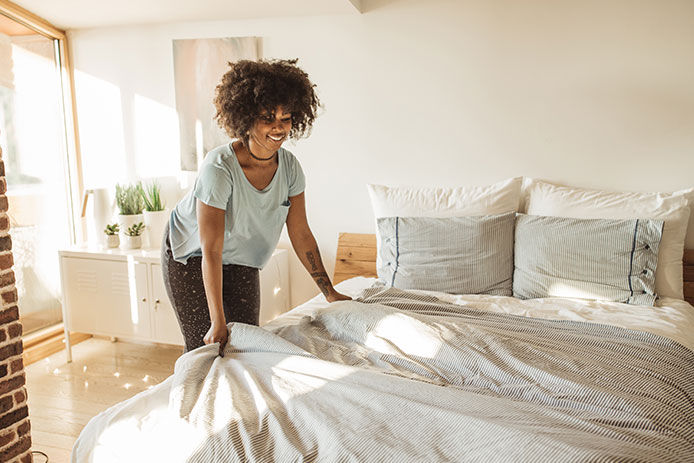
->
[22, 323, 92, 366]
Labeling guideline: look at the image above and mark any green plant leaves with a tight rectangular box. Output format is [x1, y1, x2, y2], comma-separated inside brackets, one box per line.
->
[116, 183, 145, 215]
[125, 221, 145, 236]
[137, 181, 165, 212]
[104, 223, 120, 235]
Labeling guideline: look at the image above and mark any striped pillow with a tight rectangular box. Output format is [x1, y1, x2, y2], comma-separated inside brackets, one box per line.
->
[513, 214, 664, 305]
[377, 213, 515, 295]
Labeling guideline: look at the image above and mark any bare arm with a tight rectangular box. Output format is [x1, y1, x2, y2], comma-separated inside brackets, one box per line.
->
[197, 199, 228, 354]
[285, 192, 350, 302]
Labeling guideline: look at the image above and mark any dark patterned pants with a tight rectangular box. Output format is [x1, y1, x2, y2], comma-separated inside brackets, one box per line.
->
[160, 223, 260, 352]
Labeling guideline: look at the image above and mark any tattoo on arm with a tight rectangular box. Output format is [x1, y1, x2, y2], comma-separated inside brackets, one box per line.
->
[306, 247, 331, 295]
[310, 272, 332, 296]
[306, 251, 318, 271]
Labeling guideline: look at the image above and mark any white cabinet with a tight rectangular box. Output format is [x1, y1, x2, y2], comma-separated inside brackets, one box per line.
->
[59, 246, 290, 361]
[60, 257, 151, 339]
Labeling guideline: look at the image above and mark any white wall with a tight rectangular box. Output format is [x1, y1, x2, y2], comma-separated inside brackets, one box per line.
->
[68, 0, 694, 306]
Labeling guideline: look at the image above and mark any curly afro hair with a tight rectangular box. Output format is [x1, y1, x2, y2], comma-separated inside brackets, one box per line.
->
[213, 58, 320, 144]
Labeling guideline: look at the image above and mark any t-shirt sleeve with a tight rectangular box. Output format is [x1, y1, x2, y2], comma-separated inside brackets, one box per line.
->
[193, 162, 232, 210]
[288, 155, 306, 197]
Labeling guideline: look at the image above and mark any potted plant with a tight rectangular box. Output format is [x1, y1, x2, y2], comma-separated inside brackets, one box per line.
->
[137, 181, 168, 248]
[123, 222, 145, 250]
[104, 223, 120, 248]
[115, 183, 145, 243]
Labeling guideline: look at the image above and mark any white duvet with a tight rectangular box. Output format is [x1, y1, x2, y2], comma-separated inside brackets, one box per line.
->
[71, 277, 694, 462]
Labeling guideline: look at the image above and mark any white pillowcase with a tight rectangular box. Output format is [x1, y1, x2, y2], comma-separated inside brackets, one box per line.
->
[524, 180, 691, 300]
[521, 179, 694, 248]
[367, 177, 523, 219]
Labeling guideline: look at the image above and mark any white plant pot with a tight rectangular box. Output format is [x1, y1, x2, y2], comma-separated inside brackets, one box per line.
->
[117, 214, 144, 249]
[143, 209, 169, 249]
[105, 234, 120, 248]
[122, 235, 142, 250]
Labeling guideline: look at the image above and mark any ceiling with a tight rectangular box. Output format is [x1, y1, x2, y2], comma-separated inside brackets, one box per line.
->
[6, 0, 363, 31]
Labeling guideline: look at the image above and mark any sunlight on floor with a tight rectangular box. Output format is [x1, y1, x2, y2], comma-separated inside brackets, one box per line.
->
[24, 337, 182, 463]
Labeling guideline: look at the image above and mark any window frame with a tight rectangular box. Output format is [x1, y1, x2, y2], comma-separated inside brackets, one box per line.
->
[0, 0, 83, 244]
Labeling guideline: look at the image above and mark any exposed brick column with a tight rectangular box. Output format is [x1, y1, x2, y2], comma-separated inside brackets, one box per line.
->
[0, 135, 32, 462]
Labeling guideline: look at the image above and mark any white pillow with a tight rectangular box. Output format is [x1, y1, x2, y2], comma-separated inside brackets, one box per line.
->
[524, 180, 691, 300]
[367, 177, 522, 218]
[521, 179, 694, 249]
[367, 177, 522, 279]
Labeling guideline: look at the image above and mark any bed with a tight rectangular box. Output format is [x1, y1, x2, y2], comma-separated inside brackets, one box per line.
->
[71, 179, 694, 462]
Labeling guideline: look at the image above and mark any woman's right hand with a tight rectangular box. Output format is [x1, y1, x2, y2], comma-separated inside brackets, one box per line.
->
[203, 322, 229, 356]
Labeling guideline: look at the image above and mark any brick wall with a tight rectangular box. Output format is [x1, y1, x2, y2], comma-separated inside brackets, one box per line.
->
[0, 138, 32, 462]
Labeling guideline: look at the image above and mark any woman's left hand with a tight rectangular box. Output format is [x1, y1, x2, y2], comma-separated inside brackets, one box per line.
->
[326, 291, 352, 302]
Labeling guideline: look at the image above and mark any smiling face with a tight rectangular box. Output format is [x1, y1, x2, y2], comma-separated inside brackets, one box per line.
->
[247, 106, 292, 158]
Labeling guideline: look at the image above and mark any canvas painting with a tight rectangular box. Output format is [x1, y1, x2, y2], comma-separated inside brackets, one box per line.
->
[173, 37, 261, 171]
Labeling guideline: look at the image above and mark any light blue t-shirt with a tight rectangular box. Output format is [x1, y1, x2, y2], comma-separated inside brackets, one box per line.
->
[169, 142, 305, 269]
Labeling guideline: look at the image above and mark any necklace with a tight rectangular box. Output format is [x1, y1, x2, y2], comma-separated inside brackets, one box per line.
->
[247, 144, 276, 162]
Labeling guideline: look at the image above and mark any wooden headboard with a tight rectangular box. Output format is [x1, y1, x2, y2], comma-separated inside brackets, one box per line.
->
[334, 233, 377, 284]
[685, 250, 694, 305]
[334, 233, 694, 306]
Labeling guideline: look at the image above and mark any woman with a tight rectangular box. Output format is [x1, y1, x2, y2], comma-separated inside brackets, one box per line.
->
[161, 58, 350, 354]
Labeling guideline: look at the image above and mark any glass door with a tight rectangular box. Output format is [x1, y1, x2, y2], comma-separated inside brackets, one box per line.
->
[0, 16, 72, 334]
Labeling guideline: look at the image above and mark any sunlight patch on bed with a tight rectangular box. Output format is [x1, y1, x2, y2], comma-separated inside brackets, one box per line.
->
[365, 313, 442, 358]
[91, 401, 205, 462]
[208, 372, 240, 433]
[547, 282, 603, 300]
[243, 369, 269, 414]
[271, 356, 354, 400]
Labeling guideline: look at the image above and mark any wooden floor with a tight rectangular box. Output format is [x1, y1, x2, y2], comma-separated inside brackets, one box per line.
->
[25, 337, 183, 463]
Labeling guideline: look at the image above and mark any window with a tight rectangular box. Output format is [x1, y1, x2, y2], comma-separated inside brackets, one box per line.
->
[0, 7, 80, 335]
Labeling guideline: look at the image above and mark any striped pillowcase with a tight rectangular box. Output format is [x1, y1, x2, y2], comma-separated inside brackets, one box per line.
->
[377, 212, 515, 295]
[513, 214, 664, 305]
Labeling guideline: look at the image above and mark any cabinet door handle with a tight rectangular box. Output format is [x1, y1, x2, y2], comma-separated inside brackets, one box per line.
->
[155, 299, 160, 304]
[141, 297, 147, 302]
